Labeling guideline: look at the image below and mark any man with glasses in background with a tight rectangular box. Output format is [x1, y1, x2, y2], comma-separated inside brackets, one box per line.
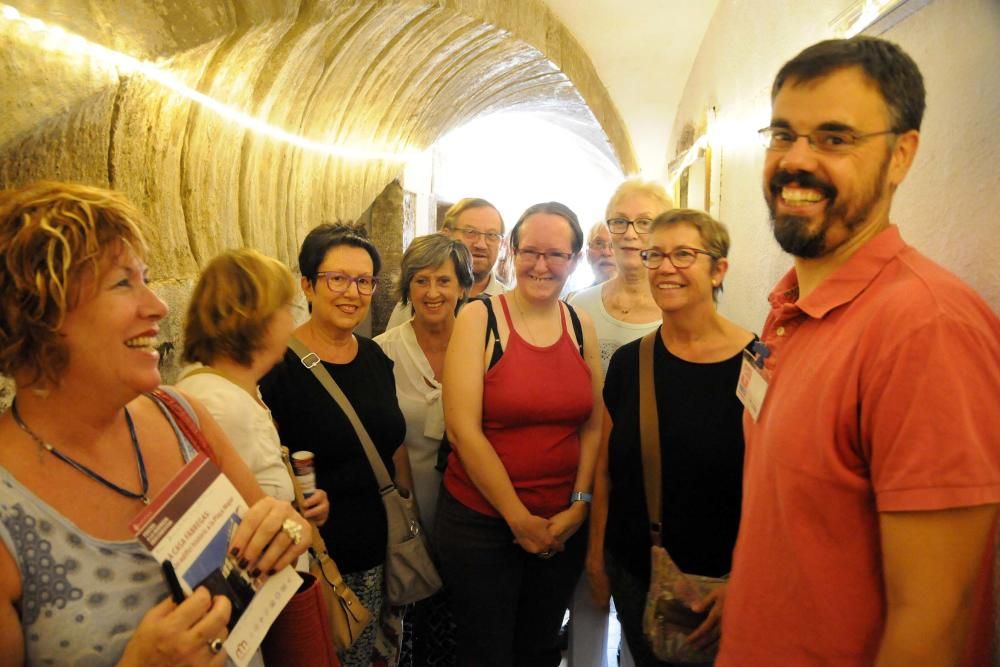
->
[385, 197, 507, 330]
[718, 37, 1000, 666]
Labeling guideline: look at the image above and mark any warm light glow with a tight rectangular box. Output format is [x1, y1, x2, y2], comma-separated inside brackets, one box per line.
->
[668, 134, 709, 188]
[0, 4, 417, 163]
[834, 0, 907, 37]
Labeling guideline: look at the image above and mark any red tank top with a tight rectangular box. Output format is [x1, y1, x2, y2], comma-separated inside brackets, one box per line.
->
[444, 294, 593, 518]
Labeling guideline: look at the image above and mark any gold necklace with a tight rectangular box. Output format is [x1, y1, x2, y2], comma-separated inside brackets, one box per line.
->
[512, 291, 542, 344]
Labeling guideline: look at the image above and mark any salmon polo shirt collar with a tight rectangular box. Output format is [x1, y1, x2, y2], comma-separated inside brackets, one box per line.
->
[767, 225, 907, 321]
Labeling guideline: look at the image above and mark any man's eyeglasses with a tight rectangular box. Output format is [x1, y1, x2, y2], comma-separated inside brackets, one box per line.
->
[315, 271, 378, 295]
[515, 248, 574, 267]
[639, 247, 718, 270]
[757, 126, 897, 154]
[451, 226, 503, 244]
[607, 218, 654, 236]
[588, 240, 613, 252]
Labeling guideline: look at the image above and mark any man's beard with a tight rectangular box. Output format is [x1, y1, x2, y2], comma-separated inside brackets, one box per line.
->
[766, 160, 888, 259]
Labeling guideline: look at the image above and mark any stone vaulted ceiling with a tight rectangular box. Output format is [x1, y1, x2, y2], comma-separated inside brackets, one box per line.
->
[0, 0, 636, 274]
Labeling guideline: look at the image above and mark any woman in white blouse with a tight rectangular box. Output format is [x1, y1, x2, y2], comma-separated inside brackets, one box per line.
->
[375, 233, 474, 665]
[177, 249, 329, 525]
[375, 233, 474, 531]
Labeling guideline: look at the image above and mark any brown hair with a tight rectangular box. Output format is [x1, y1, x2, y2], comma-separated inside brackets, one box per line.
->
[0, 181, 148, 387]
[183, 249, 295, 366]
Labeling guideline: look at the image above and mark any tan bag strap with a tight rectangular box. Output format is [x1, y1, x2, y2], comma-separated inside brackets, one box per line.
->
[280, 446, 347, 586]
[638, 329, 663, 547]
[288, 336, 395, 494]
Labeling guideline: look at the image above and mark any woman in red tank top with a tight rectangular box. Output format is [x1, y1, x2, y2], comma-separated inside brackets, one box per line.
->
[436, 202, 604, 667]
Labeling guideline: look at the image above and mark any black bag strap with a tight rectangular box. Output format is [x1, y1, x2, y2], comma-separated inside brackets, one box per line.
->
[479, 296, 503, 370]
[563, 300, 585, 356]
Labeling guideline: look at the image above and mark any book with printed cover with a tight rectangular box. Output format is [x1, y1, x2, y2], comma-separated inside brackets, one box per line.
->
[129, 452, 301, 667]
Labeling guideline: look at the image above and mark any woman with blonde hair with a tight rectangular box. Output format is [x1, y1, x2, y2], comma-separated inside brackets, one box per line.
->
[565, 180, 672, 666]
[0, 182, 309, 666]
[177, 248, 329, 525]
[568, 180, 673, 374]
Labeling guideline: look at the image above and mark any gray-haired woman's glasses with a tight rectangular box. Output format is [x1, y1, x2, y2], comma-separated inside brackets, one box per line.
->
[316, 271, 378, 295]
[639, 247, 718, 270]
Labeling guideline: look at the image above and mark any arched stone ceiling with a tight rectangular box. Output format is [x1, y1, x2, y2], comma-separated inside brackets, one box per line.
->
[0, 0, 636, 275]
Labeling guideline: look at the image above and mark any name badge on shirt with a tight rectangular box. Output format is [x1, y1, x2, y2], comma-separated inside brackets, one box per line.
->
[737, 349, 769, 422]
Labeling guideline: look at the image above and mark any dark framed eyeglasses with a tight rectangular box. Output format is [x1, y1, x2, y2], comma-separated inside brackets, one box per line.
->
[514, 248, 574, 267]
[451, 226, 504, 244]
[639, 247, 718, 270]
[315, 271, 378, 295]
[757, 126, 897, 154]
[607, 217, 654, 235]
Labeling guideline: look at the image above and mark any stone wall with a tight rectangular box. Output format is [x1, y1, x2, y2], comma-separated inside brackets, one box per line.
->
[0, 0, 634, 405]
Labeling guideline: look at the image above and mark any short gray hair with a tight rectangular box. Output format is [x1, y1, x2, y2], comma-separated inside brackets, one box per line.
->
[398, 233, 475, 307]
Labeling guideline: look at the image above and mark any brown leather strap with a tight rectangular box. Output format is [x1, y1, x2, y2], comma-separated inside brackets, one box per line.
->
[638, 329, 663, 547]
[150, 387, 219, 466]
[280, 446, 344, 579]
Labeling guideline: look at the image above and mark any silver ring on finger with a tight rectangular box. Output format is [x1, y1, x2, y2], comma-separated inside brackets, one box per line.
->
[209, 638, 224, 654]
[538, 550, 554, 559]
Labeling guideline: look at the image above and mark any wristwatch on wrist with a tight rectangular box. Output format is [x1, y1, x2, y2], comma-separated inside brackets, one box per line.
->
[570, 491, 593, 504]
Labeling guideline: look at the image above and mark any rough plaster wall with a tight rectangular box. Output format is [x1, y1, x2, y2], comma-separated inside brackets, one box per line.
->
[878, 0, 1000, 310]
[1, 1, 634, 270]
[0, 0, 635, 396]
[670, 0, 1000, 334]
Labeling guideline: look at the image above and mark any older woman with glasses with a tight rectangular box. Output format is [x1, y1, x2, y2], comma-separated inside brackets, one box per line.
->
[566, 180, 671, 666]
[568, 180, 672, 375]
[437, 202, 604, 667]
[588, 209, 754, 665]
[385, 198, 507, 330]
[260, 223, 406, 667]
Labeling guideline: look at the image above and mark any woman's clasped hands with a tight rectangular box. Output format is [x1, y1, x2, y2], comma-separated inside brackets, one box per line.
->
[511, 502, 588, 559]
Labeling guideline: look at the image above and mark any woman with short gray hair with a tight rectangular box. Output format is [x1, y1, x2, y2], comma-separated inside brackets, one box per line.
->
[375, 232, 474, 665]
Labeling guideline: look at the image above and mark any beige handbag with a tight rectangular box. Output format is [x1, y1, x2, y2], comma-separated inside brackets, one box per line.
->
[637, 331, 725, 664]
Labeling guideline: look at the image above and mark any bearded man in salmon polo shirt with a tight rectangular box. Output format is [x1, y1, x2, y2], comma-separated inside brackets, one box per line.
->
[717, 37, 1000, 666]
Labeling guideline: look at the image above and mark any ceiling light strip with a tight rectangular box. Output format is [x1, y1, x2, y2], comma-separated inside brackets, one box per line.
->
[0, 4, 415, 162]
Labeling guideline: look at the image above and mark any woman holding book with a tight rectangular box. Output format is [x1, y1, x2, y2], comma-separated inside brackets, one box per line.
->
[0, 182, 310, 666]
